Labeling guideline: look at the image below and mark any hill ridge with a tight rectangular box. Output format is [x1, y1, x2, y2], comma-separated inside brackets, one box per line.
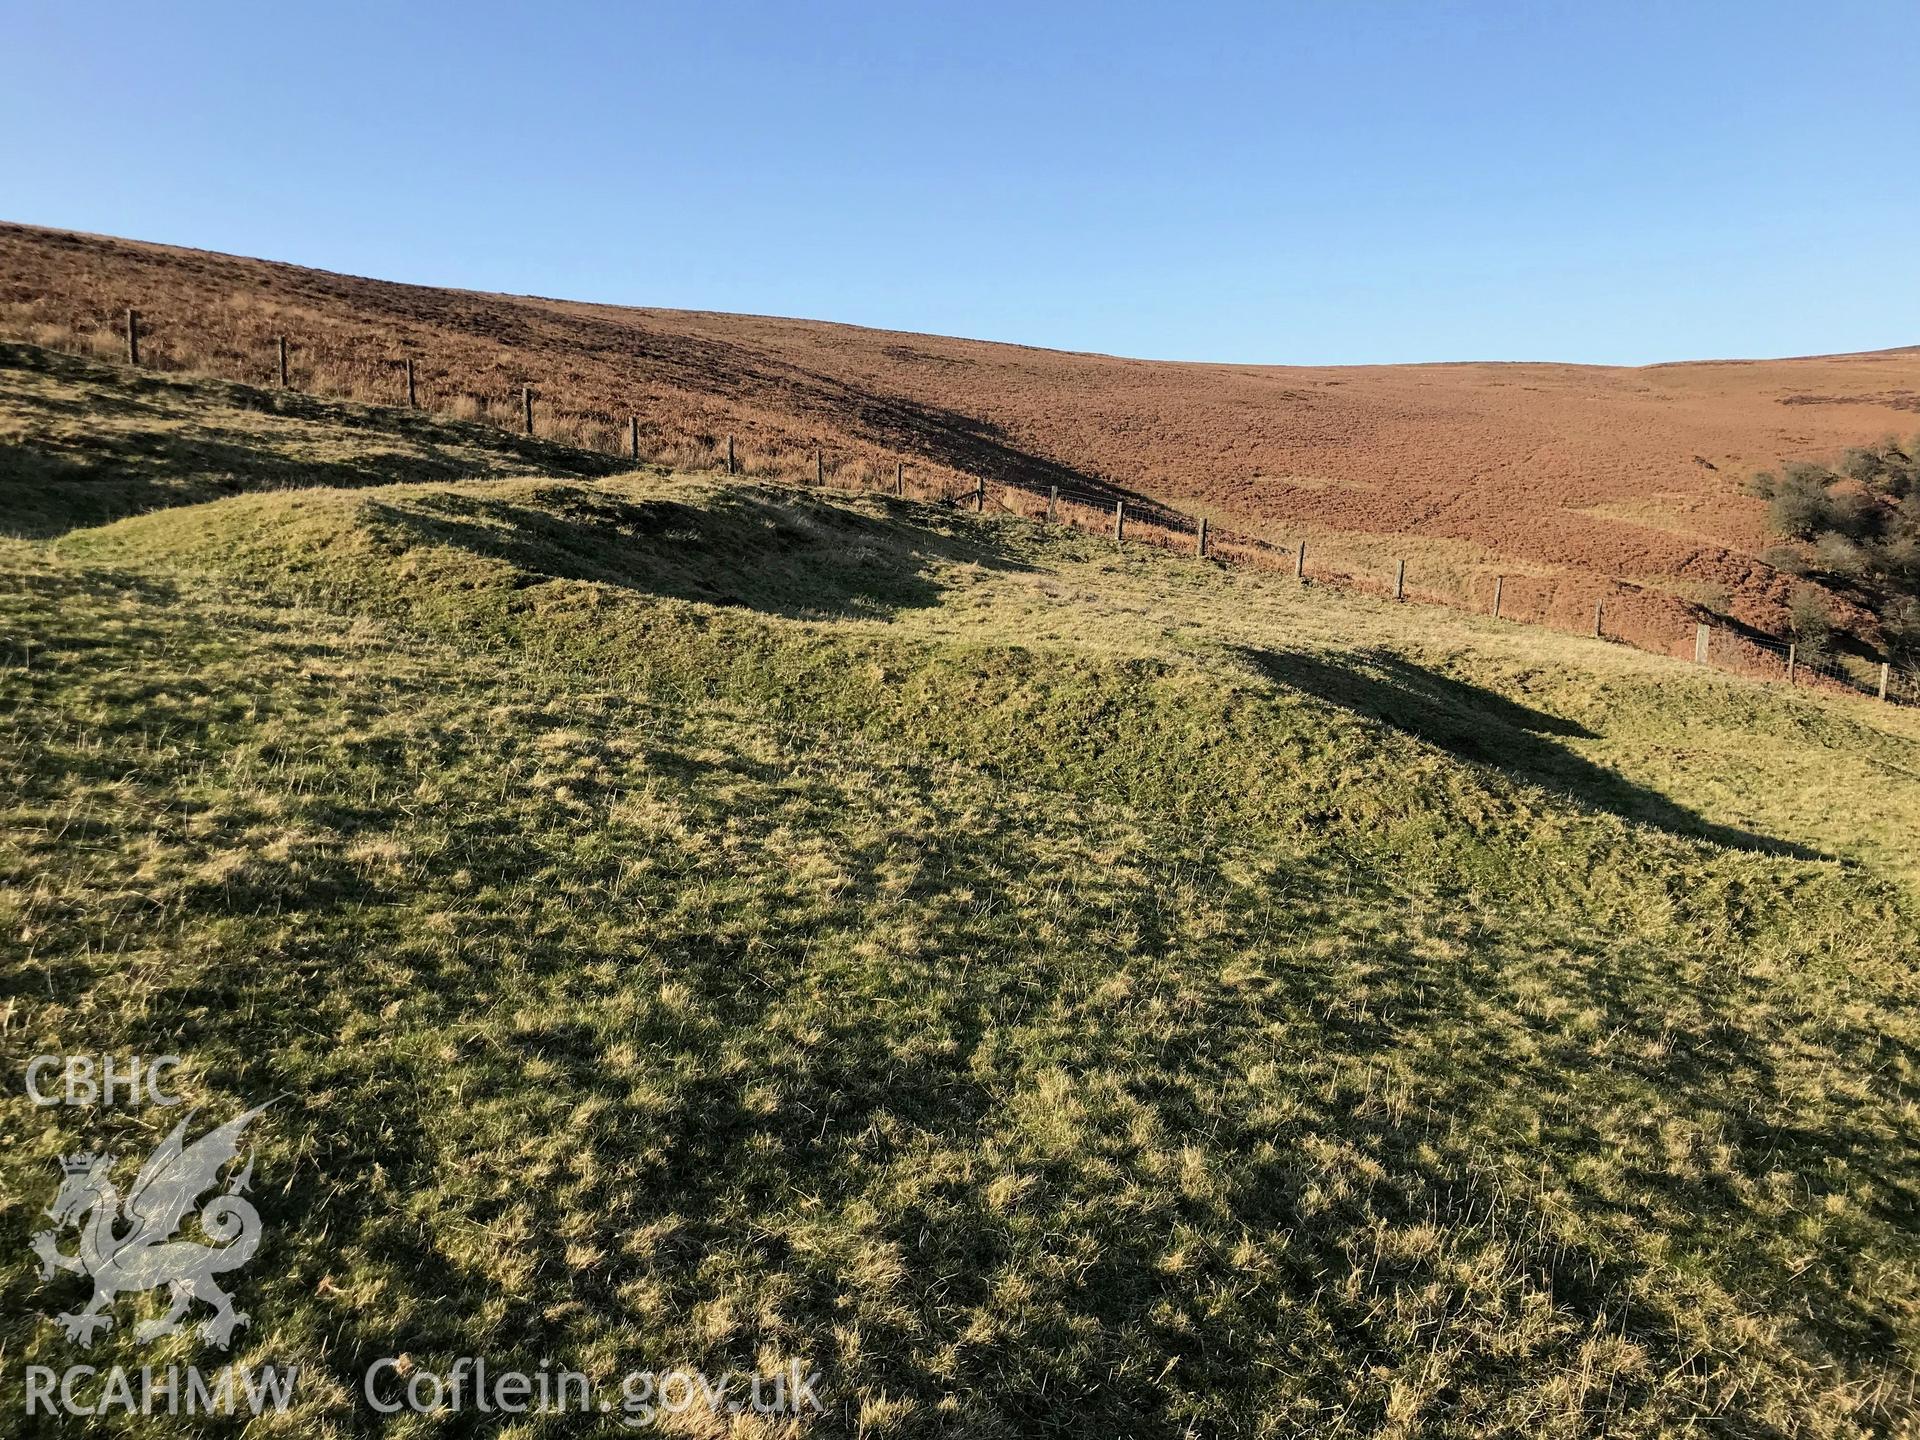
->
[7, 220, 1920, 644]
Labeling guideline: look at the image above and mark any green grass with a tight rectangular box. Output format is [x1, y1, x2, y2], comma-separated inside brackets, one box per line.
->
[0, 342, 623, 538]
[4, 348, 1920, 1436]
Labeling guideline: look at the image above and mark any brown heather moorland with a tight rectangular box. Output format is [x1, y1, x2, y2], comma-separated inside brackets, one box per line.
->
[5, 221, 1918, 650]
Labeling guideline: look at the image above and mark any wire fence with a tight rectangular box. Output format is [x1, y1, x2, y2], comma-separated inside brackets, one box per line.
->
[902, 468, 1920, 707]
[858, 474, 1918, 708]
[1696, 626, 1915, 705]
[18, 309, 1920, 711]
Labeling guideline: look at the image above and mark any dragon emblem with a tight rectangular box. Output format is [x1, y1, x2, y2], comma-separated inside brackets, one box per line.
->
[31, 1105, 269, 1349]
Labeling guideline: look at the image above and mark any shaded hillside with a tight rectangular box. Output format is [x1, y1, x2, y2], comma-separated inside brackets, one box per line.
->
[0, 341, 623, 536]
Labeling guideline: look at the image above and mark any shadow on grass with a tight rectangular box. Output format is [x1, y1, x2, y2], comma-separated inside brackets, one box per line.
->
[0, 341, 625, 538]
[9, 547, 1911, 1434]
[367, 483, 1036, 620]
[1242, 645, 1830, 861]
[496, 302, 1130, 504]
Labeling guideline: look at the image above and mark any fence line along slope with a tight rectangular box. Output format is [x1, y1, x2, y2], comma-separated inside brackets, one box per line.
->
[8, 220, 1920, 647]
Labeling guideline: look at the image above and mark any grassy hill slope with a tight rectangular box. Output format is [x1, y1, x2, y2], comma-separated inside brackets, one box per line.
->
[4, 355, 1919, 1436]
[7, 222, 1920, 638]
[0, 341, 623, 537]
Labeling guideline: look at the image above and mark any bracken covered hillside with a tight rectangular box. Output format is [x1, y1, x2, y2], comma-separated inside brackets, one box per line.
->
[6, 221, 1917, 642]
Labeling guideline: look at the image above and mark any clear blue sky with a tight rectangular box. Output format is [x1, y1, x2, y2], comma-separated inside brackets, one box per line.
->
[7, 2, 1917, 365]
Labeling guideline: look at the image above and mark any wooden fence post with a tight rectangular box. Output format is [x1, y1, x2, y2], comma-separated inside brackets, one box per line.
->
[1047, 486, 1057, 523]
[1694, 623, 1709, 665]
[522, 386, 533, 435]
[1787, 643, 1797, 684]
[974, 477, 984, 513]
[727, 434, 736, 475]
[1295, 541, 1307, 581]
[1592, 599, 1604, 638]
[895, 461, 903, 497]
[1493, 576, 1504, 619]
[1113, 500, 1125, 542]
[404, 358, 416, 408]
[125, 308, 139, 366]
[1198, 515, 1209, 558]
[277, 335, 289, 388]
[1394, 558, 1405, 601]
[1880, 662, 1891, 701]
[816, 449, 824, 486]
[629, 415, 639, 462]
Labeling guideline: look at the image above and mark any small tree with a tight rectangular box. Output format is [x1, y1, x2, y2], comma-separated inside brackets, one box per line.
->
[1760, 544, 1807, 576]
[1884, 595, 1920, 664]
[1813, 531, 1868, 579]
[1823, 486, 1881, 540]
[1769, 465, 1834, 539]
[1878, 532, 1920, 585]
[1839, 446, 1884, 485]
[1787, 586, 1833, 657]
